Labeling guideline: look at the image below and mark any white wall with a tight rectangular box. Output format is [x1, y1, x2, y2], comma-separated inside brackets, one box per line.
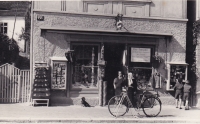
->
[197, 0, 200, 20]
[0, 16, 25, 52]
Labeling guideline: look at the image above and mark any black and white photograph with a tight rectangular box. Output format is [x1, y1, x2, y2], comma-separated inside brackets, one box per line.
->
[0, 0, 200, 123]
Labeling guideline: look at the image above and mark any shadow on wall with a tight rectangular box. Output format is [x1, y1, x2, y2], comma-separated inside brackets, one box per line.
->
[41, 32, 70, 63]
[158, 37, 186, 61]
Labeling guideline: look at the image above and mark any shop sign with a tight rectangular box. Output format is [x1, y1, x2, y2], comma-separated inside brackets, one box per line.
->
[37, 15, 44, 21]
[131, 48, 151, 62]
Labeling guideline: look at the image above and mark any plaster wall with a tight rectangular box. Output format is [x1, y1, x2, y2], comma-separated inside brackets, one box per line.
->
[33, 0, 186, 19]
[32, 12, 186, 102]
[33, 12, 186, 63]
[197, 0, 200, 20]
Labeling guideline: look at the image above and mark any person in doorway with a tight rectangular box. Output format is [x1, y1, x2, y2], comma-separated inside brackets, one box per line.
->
[173, 78, 184, 109]
[113, 71, 125, 96]
[183, 80, 191, 110]
[127, 72, 137, 105]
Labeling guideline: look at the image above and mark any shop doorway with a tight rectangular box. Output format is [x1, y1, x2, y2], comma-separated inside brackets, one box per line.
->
[104, 43, 125, 98]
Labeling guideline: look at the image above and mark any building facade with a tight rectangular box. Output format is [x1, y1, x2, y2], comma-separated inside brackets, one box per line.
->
[31, 0, 188, 106]
[0, 1, 30, 52]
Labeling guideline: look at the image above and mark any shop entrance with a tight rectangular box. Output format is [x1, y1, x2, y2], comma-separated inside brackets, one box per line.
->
[104, 43, 125, 98]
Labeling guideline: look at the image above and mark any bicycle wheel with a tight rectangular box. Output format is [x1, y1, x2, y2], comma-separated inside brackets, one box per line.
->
[108, 95, 129, 117]
[142, 96, 161, 117]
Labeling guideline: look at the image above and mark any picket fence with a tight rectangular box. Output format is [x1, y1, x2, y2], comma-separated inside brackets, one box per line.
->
[0, 63, 30, 103]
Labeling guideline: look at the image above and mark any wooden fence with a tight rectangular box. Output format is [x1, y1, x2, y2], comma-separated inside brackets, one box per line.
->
[0, 63, 30, 103]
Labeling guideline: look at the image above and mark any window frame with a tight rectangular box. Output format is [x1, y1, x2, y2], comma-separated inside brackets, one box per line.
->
[71, 43, 100, 90]
[0, 22, 8, 34]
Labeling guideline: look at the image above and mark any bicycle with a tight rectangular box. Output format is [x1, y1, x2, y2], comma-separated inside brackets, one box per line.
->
[108, 86, 162, 117]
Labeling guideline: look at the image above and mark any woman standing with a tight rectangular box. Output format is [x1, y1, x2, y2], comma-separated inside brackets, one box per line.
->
[113, 71, 124, 95]
[173, 78, 184, 109]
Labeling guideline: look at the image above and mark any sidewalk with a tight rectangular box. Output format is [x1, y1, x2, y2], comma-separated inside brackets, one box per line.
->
[0, 103, 199, 123]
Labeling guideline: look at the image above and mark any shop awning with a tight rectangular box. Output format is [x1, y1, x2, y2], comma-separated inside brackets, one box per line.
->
[40, 26, 173, 38]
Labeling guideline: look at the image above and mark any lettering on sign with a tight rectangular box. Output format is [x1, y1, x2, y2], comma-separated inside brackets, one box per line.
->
[131, 48, 151, 62]
[37, 15, 44, 21]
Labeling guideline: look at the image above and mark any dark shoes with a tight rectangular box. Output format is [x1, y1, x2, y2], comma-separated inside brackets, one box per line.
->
[185, 107, 189, 110]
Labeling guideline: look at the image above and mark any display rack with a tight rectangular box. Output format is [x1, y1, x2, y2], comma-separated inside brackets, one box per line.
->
[32, 63, 50, 106]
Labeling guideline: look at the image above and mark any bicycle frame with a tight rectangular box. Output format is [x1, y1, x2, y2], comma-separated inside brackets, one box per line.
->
[114, 88, 147, 116]
[108, 85, 162, 117]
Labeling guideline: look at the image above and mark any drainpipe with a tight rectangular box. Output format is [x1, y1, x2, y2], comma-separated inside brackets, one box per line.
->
[28, 1, 33, 104]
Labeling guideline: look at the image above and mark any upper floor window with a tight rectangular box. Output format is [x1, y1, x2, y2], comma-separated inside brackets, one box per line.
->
[0, 22, 8, 34]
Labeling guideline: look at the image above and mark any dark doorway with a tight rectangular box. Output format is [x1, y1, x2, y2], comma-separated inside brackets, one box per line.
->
[104, 43, 125, 99]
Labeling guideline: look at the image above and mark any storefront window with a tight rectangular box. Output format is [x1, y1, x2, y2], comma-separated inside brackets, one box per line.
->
[72, 44, 99, 89]
[168, 64, 187, 90]
[128, 46, 154, 89]
[165, 63, 188, 91]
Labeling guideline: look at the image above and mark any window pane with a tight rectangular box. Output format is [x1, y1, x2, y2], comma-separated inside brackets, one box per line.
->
[72, 44, 99, 89]
[4, 27, 7, 34]
[4, 23, 7, 26]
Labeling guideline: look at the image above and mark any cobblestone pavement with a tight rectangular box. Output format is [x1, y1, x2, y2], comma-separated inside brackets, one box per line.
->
[0, 103, 199, 123]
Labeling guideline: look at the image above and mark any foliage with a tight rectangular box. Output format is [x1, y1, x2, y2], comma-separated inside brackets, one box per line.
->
[152, 55, 163, 69]
[193, 20, 200, 45]
[192, 19, 200, 78]
[0, 33, 19, 65]
[152, 55, 163, 63]
[18, 1, 31, 53]
[19, 27, 30, 42]
[17, 55, 30, 69]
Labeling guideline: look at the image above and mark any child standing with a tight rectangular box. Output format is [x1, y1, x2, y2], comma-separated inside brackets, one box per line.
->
[173, 78, 184, 109]
[183, 80, 192, 110]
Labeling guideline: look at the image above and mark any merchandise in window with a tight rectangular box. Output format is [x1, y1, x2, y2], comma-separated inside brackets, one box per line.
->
[72, 44, 99, 89]
[170, 65, 186, 89]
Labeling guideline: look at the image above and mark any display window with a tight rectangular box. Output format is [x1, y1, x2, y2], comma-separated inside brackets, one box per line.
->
[51, 61, 67, 90]
[166, 63, 188, 91]
[127, 46, 155, 89]
[72, 44, 99, 89]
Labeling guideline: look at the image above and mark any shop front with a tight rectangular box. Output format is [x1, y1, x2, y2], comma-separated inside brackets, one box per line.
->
[31, 8, 187, 106]
[32, 27, 176, 106]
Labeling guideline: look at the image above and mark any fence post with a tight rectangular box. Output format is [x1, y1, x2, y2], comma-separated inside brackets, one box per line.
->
[17, 75, 21, 103]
